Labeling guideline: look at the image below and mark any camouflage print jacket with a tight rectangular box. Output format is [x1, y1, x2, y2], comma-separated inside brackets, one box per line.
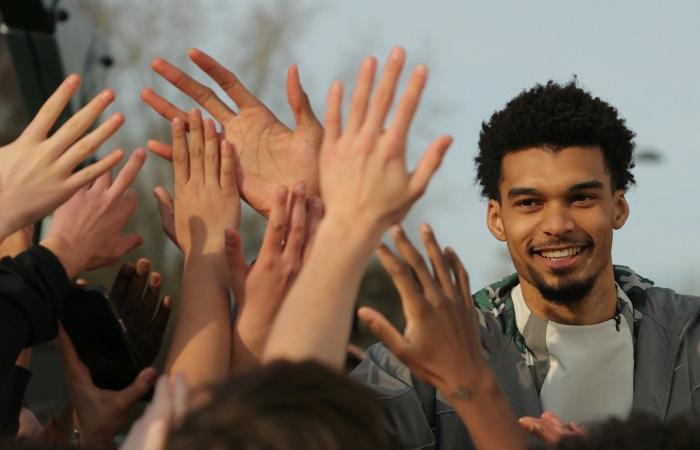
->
[351, 266, 700, 450]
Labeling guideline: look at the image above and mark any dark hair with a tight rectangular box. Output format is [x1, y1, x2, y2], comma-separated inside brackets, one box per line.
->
[167, 360, 390, 450]
[549, 413, 700, 450]
[476, 81, 636, 200]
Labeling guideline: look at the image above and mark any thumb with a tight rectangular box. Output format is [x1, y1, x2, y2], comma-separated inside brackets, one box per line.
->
[357, 307, 405, 356]
[57, 326, 90, 381]
[154, 187, 178, 248]
[116, 367, 158, 409]
[286, 64, 320, 130]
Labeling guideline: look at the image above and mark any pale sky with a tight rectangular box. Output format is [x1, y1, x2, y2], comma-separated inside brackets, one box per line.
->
[104, 0, 700, 293]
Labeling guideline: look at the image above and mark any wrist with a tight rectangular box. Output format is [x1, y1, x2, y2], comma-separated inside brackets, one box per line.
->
[437, 364, 498, 403]
[319, 214, 386, 244]
[40, 235, 84, 278]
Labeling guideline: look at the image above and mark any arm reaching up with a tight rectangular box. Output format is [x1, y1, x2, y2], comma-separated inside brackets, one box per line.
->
[142, 49, 322, 217]
[165, 110, 240, 386]
[263, 47, 452, 368]
[226, 187, 323, 375]
[358, 225, 530, 450]
[0, 75, 125, 240]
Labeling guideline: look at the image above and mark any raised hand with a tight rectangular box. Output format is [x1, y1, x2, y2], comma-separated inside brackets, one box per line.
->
[41, 149, 147, 278]
[0, 74, 124, 240]
[57, 327, 157, 450]
[170, 109, 240, 257]
[359, 224, 530, 450]
[142, 49, 322, 217]
[165, 109, 240, 386]
[319, 48, 452, 233]
[263, 47, 451, 368]
[109, 259, 172, 366]
[358, 224, 486, 391]
[225, 183, 323, 374]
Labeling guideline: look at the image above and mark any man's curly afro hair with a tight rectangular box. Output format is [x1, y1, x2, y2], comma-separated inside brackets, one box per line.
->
[475, 81, 636, 200]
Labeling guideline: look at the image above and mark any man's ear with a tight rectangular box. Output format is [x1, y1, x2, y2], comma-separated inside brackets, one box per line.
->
[612, 190, 629, 230]
[487, 199, 507, 241]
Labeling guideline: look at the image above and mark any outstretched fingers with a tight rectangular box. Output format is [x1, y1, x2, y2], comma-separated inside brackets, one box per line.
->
[141, 87, 189, 127]
[408, 135, 452, 200]
[48, 89, 116, 155]
[203, 119, 219, 184]
[386, 64, 428, 150]
[187, 109, 205, 182]
[345, 57, 377, 133]
[375, 242, 427, 320]
[391, 225, 441, 301]
[23, 74, 81, 139]
[445, 247, 472, 309]
[66, 149, 124, 192]
[189, 48, 259, 110]
[323, 81, 344, 141]
[171, 118, 189, 185]
[364, 47, 406, 131]
[108, 149, 147, 198]
[151, 57, 233, 123]
[259, 187, 289, 258]
[419, 224, 457, 300]
[286, 64, 320, 129]
[357, 306, 405, 355]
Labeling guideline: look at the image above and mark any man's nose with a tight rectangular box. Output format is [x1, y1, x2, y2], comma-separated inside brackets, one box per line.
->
[540, 204, 575, 237]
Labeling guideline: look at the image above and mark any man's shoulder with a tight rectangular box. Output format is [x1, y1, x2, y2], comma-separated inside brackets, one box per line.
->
[614, 265, 700, 333]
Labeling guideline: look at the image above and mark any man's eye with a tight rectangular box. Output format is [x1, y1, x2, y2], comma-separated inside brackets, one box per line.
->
[515, 199, 540, 208]
[572, 194, 596, 204]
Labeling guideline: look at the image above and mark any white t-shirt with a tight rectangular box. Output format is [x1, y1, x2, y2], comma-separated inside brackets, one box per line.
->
[511, 284, 634, 426]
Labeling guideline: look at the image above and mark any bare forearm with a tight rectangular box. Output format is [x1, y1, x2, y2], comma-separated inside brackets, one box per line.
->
[166, 253, 231, 385]
[439, 373, 529, 450]
[263, 220, 382, 369]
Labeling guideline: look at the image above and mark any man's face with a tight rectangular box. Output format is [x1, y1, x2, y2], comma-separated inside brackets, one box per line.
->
[486, 146, 629, 304]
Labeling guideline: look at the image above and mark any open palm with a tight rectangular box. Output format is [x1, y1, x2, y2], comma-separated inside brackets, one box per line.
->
[142, 48, 322, 217]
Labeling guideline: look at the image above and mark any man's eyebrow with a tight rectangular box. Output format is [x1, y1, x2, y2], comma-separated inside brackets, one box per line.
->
[507, 187, 542, 199]
[568, 180, 604, 192]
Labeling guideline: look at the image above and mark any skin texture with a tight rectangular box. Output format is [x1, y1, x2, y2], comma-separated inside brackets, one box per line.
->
[226, 185, 323, 375]
[142, 48, 322, 218]
[41, 150, 147, 278]
[358, 224, 530, 450]
[0, 75, 124, 240]
[165, 110, 240, 386]
[486, 146, 629, 325]
[519, 411, 586, 445]
[263, 47, 451, 368]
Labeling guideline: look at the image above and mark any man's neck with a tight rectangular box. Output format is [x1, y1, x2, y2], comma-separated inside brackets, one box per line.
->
[518, 264, 618, 325]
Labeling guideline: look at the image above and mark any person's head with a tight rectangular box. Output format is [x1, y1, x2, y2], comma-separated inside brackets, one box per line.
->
[477, 81, 635, 305]
[166, 360, 390, 450]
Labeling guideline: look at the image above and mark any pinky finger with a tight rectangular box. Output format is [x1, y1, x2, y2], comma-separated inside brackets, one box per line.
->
[408, 135, 452, 200]
[66, 149, 124, 192]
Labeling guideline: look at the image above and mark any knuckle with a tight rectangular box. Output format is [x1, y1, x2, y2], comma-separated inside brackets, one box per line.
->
[193, 87, 215, 105]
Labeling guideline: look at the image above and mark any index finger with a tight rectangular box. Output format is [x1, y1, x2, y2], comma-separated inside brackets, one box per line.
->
[151, 58, 234, 123]
[375, 243, 427, 319]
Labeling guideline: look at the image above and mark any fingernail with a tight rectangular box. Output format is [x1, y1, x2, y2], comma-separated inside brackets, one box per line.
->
[391, 47, 403, 59]
[172, 117, 184, 129]
[294, 181, 305, 195]
[391, 224, 404, 235]
[420, 223, 432, 235]
[150, 273, 161, 287]
[101, 89, 115, 101]
[65, 74, 80, 86]
[445, 246, 455, 255]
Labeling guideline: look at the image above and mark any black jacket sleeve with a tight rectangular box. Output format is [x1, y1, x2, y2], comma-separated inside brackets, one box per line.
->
[0, 366, 31, 435]
[0, 245, 69, 372]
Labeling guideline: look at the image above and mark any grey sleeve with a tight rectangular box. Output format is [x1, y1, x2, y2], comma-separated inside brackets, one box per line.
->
[351, 343, 437, 450]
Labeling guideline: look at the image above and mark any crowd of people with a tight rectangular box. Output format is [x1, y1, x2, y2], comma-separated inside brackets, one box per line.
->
[1, 45, 699, 450]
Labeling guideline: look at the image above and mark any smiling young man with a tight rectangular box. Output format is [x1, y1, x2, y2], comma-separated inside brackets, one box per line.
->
[352, 81, 700, 449]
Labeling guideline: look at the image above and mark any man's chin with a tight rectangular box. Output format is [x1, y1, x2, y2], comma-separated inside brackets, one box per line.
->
[532, 273, 596, 306]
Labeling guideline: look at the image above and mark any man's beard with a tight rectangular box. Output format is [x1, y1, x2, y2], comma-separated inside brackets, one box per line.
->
[530, 272, 596, 306]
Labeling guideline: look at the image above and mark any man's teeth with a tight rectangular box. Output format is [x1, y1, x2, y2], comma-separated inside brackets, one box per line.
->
[539, 247, 583, 259]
